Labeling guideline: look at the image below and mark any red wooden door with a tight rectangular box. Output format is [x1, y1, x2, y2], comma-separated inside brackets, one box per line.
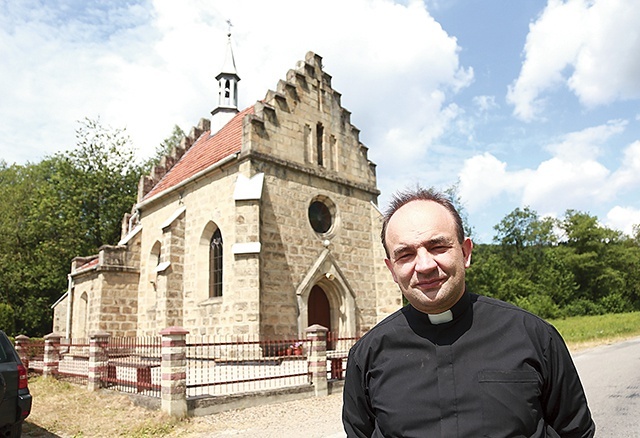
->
[308, 285, 331, 332]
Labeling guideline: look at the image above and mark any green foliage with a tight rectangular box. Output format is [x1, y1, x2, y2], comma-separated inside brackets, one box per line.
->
[467, 205, 640, 319]
[444, 181, 475, 238]
[514, 294, 561, 320]
[493, 206, 557, 250]
[144, 124, 186, 171]
[0, 118, 144, 336]
[0, 302, 16, 334]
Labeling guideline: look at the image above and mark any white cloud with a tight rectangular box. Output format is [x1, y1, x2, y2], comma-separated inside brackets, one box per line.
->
[521, 156, 610, 212]
[472, 95, 498, 113]
[459, 121, 634, 218]
[507, 0, 640, 121]
[544, 119, 626, 162]
[458, 152, 531, 212]
[611, 140, 640, 190]
[606, 206, 640, 236]
[0, 0, 471, 167]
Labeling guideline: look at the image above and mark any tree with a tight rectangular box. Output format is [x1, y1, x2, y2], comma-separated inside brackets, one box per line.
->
[559, 210, 624, 306]
[145, 124, 186, 170]
[444, 181, 475, 239]
[493, 206, 557, 251]
[58, 118, 143, 248]
[0, 119, 144, 336]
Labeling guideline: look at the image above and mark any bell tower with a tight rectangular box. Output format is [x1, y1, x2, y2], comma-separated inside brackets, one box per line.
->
[211, 21, 240, 134]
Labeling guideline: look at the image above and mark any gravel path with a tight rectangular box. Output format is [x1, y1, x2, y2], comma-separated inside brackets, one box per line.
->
[172, 390, 346, 438]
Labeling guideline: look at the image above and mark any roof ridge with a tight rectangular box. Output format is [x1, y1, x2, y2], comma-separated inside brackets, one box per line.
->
[140, 106, 254, 202]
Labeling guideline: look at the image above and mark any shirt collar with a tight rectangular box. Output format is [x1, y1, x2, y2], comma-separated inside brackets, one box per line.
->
[410, 291, 471, 326]
[428, 310, 453, 324]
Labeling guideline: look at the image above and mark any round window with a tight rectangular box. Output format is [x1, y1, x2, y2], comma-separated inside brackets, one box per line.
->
[308, 200, 333, 234]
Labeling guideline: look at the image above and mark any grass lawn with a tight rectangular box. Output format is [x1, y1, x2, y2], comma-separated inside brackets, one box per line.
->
[550, 311, 640, 350]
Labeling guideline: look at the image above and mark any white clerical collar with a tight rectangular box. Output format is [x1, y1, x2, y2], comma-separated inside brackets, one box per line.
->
[428, 310, 453, 325]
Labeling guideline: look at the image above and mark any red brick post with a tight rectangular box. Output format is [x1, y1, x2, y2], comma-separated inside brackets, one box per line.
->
[14, 335, 30, 368]
[160, 326, 189, 417]
[306, 324, 328, 397]
[43, 333, 62, 378]
[87, 332, 110, 391]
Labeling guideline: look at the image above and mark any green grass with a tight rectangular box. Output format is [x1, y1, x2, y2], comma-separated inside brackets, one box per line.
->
[549, 311, 640, 347]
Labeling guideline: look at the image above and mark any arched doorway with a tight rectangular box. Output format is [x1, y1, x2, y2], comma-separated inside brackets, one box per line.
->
[308, 285, 332, 349]
[308, 285, 331, 331]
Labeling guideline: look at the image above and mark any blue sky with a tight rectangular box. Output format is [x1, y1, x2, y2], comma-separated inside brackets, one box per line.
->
[1, 0, 640, 243]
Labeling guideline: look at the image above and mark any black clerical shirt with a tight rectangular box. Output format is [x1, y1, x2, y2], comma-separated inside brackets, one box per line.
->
[342, 292, 596, 437]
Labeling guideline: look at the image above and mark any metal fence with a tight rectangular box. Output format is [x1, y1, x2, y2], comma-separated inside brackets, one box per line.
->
[327, 332, 359, 380]
[104, 336, 161, 397]
[57, 338, 89, 386]
[21, 339, 44, 374]
[17, 331, 360, 402]
[186, 335, 311, 397]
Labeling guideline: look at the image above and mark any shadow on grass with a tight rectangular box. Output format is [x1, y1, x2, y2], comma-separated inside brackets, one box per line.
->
[22, 421, 63, 437]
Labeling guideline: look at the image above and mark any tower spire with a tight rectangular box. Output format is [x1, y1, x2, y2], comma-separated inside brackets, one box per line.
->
[211, 22, 240, 134]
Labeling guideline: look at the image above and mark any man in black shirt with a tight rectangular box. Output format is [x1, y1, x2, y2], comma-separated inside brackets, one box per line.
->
[342, 187, 595, 437]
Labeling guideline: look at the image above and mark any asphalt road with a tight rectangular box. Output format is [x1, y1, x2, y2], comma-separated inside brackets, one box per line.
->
[573, 337, 640, 437]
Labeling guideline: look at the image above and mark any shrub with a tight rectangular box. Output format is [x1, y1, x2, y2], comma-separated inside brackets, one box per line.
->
[0, 302, 16, 335]
[514, 294, 561, 320]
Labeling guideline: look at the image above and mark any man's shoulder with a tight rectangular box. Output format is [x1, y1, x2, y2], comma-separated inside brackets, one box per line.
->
[350, 307, 408, 349]
[472, 293, 555, 330]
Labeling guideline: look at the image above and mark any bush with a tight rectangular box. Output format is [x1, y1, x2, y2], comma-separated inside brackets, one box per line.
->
[598, 293, 633, 314]
[0, 302, 16, 335]
[514, 294, 561, 320]
[563, 299, 605, 317]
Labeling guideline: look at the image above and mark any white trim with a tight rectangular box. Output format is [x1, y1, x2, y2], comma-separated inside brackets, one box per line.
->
[161, 206, 186, 230]
[51, 291, 68, 309]
[155, 261, 171, 273]
[232, 242, 261, 254]
[234, 173, 265, 201]
[118, 224, 142, 246]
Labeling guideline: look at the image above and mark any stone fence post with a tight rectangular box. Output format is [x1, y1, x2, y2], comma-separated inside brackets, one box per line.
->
[43, 333, 62, 378]
[160, 326, 189, 418]
[88, 331, 110, 391]
[306, 324, 328, 397]
[14, 335, 30, 368]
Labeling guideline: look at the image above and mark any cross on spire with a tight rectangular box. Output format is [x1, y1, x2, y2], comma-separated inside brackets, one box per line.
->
[226, 19, 233, 37]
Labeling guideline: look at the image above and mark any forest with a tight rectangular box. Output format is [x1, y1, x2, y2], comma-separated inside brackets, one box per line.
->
[466, 206, 640, 319]
[1, 119, 639, 336]
[0, 119, 183, 336]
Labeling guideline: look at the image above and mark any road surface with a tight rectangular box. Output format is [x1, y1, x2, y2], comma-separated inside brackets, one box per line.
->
[573, 337, 640, 437]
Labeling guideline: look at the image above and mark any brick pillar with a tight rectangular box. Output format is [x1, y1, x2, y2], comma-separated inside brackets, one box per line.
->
[14, 335, 30, 368]
[87, 332, 110, 391]
[43, 333, 61, 378]
[306, 324, 328, 397]
[160, 326, 189, 417]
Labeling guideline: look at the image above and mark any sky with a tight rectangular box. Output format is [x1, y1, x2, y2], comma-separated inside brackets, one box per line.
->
[2, 0, 640, 243]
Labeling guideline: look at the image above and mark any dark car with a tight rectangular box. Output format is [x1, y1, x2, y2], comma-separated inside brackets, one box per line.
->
[0, 330, 32, 437]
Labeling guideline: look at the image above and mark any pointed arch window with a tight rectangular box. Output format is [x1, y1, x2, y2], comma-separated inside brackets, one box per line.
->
[209, 228, 223, 298]
[316, 123, 324, 166]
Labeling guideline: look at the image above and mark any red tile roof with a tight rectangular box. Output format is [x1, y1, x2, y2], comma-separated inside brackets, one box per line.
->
[76, 257, 99, 272]
[144, 106, 254, 200]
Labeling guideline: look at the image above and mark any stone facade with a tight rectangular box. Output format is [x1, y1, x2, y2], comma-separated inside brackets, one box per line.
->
[53, 50, 401, 341]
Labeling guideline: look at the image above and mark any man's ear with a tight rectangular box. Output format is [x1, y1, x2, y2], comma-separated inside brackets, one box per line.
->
[462, 238, 473, 268]
[384, 258, 399, 284]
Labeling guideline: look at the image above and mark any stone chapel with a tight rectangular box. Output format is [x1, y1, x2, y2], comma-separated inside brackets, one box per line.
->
[52, 36, 401, 342]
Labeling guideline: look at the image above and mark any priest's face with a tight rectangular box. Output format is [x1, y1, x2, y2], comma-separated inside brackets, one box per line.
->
[384, 200, 473, 315]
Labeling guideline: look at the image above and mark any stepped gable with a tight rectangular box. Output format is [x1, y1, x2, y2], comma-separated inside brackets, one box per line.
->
[143, 106, 254, 200]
